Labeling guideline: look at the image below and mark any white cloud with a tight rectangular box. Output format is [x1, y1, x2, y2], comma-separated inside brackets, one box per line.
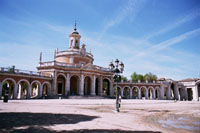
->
[136, 28, 200, 57]
[145, 8, 200, 39]
[44, 22, 73, 34]
[99, 0, 146, 40]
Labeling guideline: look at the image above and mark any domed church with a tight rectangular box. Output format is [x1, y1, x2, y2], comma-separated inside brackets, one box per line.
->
[37, 23, 114, 97]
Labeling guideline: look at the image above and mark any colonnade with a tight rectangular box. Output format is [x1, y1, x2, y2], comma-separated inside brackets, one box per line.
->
[0, 78, 51, 99]
[118, 86, 159, 100]
[53, 72, 113, 97]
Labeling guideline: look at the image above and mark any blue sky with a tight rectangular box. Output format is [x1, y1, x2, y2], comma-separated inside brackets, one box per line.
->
[0, 0, 200, 80]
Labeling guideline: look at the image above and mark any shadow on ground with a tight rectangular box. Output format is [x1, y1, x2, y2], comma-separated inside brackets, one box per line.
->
[6, 127, 162, 133]
[0, 112, 98, 131]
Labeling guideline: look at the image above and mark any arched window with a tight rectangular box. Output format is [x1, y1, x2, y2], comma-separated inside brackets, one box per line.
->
[75, 40, 78, 47]
[71, 40, 73, 47]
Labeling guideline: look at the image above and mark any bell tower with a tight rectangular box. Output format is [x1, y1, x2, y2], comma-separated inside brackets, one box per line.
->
[69, 22, 81, 49]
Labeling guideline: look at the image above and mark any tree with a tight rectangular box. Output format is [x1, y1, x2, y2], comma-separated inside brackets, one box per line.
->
[144, 72, 157, 82]
[131, 72, 157, 82]
[8, 65, 15, 73]
[131, 72, 138, 82]
[137, 74, 144, 82]
[121, 76, 128, 82]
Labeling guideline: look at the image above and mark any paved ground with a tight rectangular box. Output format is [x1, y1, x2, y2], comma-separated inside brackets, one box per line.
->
[0, 99, 200, 133]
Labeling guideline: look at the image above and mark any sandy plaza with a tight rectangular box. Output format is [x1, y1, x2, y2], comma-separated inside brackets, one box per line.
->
[0, 99, 200, 133]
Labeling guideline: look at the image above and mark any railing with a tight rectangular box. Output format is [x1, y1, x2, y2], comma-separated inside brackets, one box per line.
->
[56, 50, 93, 58]
[118, 80, 158, 84]
[39, 61, 81, 68]
[39, 61, 111, 72]
[93, 65, 110, 72]
[0, 67, 52, 78]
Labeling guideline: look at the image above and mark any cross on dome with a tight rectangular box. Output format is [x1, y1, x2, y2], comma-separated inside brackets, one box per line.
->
[74, 20, 77, 31]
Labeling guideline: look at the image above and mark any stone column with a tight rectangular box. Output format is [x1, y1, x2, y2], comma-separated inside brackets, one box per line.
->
[91, 75, 96, 96]
[157, 88, 160, 100]
[52, 71, 57, 96]
[79, 74, 84, 96]
[152, 89, 155, 99]
[0, 81, 2, 99]
[99, 77, 103, 96]
[138, 88, 141, 99]
[109, 80, 113, 97]
[18, 84, 22, 99]
[160, 84, 164, 100]
[14, 84, 18, 99]
[183, 86, 187, 101]
[37, 84, 42, 98]
[145, 88, 148, 99]
[121, 88, 123, 97]
[130, 89, 132, 99]
[167, 85, 171, 100]
[28, 84, 31, 99]
[192, 86, 198, 101]
[66, 73, 70, 96]
[174, 84, 179, 100]
[179, 88, 183, 101]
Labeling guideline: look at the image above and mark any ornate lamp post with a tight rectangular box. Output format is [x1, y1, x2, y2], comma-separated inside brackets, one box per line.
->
[109, 59, 124, 112]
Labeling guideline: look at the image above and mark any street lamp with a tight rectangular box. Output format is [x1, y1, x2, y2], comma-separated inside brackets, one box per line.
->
[109, 59, 124, 112]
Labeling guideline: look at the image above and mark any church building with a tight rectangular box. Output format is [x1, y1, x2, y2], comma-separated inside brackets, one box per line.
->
[37, 23, 114, 97]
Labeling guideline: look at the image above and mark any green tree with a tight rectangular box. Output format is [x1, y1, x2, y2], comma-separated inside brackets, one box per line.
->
[8, 65, 15, 73]
[137, 74, 144, 82]
[121, 76, 128, 82]
[131, 72, 157, 82]
[144, 72, 157, 82]
[131, 72, 138, 82]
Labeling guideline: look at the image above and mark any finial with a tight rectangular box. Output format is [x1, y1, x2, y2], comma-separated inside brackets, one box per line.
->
[54, 49, 56, 60]
[40, 52, 42, 63]
[74, 20, 77, 31]
[90, 48, 91, 54]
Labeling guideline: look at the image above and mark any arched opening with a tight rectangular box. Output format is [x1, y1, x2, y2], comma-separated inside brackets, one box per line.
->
[171, 83, 175, 100]
[57, 75, 65, 95]
[2, 79, 15, 99]
[123, 87, 130, 99]
[114, 87, 121, 97]
[148, 87, 154, 99]
[140, 87, 146, 99]
[103, 79, 110, 96]
[164, 87, 167, 100]
[18, 81, 29, 99]
[178, 88, 183, 101]
[198, 83, 200, 101]
[95, 78, 99, 96]
[84, 76, 91, 95]
[187, 88, 193, 101]
[132, 87, 138, 99]
[70, 75, 79, 95]
[155, 88, 160, 99]
[42, 83, 50, 97]
[31, 82, 41, 98]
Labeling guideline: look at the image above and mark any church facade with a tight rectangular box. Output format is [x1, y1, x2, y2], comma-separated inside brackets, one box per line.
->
[37, 24, 114, 97]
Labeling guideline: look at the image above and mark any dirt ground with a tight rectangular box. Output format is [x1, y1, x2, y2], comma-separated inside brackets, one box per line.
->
[0, 99, 199, 133]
